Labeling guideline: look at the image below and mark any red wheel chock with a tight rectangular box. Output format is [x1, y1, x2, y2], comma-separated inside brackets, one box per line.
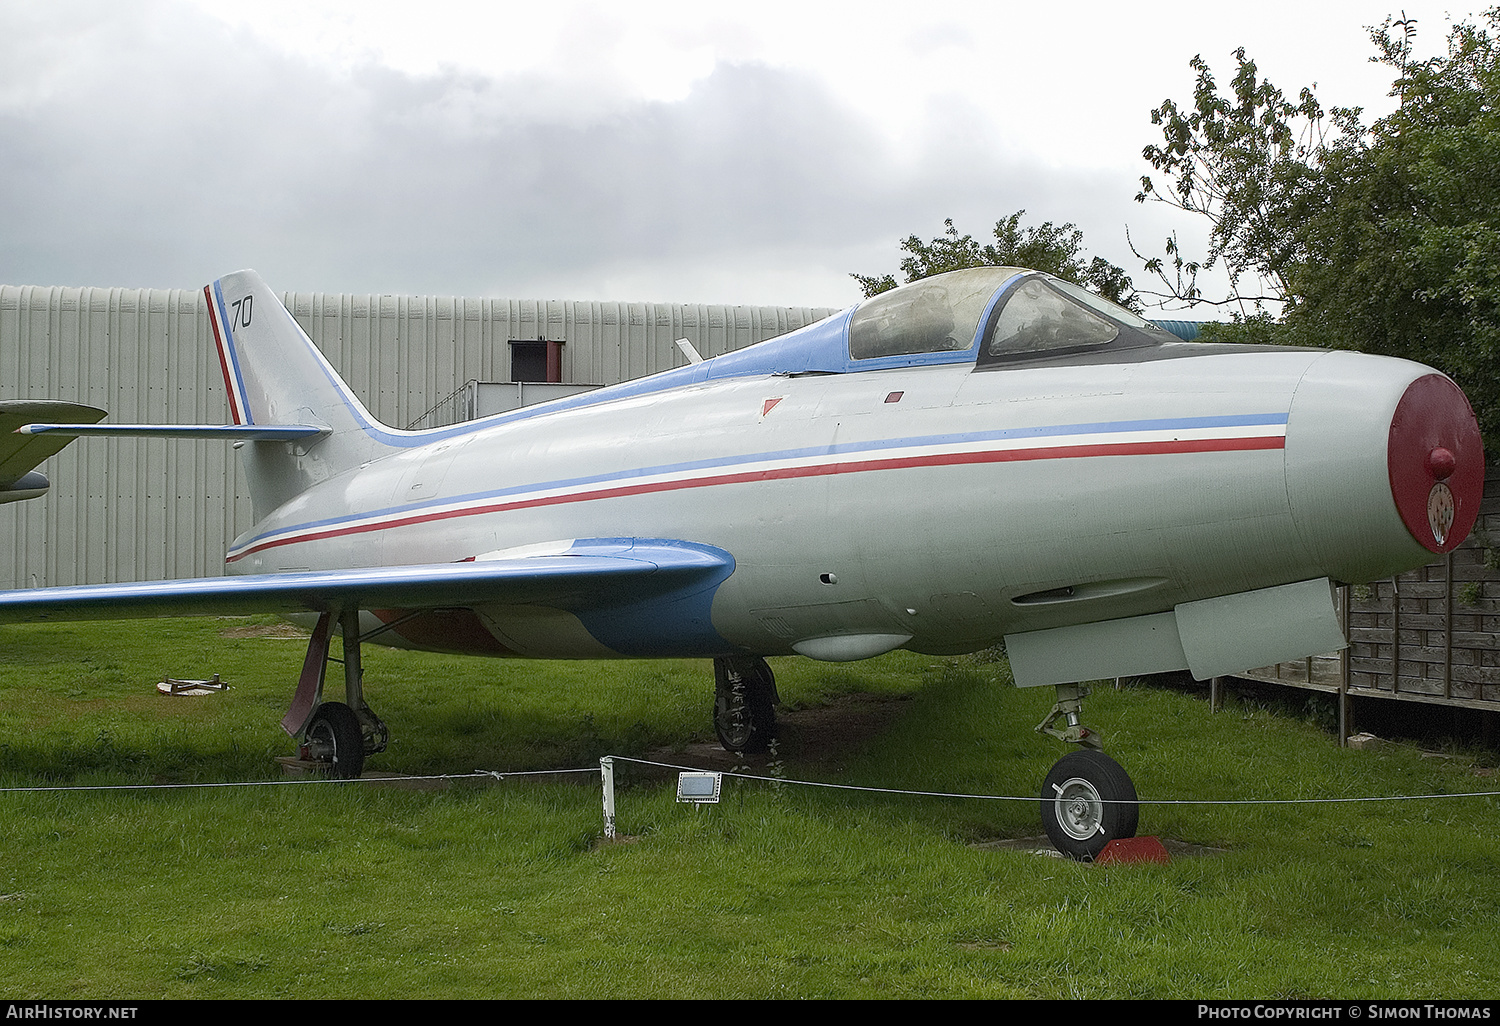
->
[1096, 836, 1170, 864]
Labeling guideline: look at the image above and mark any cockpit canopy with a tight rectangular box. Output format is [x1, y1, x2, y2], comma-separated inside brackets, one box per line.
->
[684, 265, 1188, 386]
[849, 267, 1012, 360]
[985, 275, 1179, 359]
[848, 266, 1178, 366]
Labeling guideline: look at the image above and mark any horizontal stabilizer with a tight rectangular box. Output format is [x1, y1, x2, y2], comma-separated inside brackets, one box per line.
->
[17, 423, 329, 442]
[0, 400, 108, 503]
[0, 539, 733, 624]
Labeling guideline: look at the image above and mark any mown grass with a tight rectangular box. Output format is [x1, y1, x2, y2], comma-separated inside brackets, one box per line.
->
[1, 617, 1498, 998]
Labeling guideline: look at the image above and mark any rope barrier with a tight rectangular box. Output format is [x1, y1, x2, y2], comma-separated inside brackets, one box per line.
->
[0, 756, 1495, 806]
[606, 756, 1500, 805]
[0, 766, 597, 794]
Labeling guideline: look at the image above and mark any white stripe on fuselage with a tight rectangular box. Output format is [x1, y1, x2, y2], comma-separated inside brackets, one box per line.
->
[226, 415, 1288, 563]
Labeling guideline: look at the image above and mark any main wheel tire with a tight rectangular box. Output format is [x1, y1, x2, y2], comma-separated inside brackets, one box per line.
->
[713, 657, 776, 753]
[307, 702, 365, 780]
[1039, 749, 1139, 861]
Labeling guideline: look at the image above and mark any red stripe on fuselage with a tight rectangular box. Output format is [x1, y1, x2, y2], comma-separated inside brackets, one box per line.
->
[225, 434, 1284, 563]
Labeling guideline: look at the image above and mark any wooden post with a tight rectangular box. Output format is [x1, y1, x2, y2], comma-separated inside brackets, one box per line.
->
[1444, 551, 1454, 699]
[1339, 584, 1351, 747]
[600, 756, 616, 841]
[1391, 576, 1401, 694]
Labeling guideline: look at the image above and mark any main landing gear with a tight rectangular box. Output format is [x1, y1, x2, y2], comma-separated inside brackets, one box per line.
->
[713, 655, 779, 753]
[1035, 683, 1139, 860]
[283, 609, 389, 779]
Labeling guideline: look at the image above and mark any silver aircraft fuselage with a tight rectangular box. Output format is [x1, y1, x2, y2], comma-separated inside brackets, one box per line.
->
[224, 317, 1471, 664]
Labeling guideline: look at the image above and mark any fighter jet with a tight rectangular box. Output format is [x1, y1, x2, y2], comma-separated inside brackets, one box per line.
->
[2, 266, 1484, 859]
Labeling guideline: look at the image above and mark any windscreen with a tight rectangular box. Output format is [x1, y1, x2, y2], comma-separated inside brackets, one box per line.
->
[988, 278, 1117, 356]
[987, 276, 1177, 358]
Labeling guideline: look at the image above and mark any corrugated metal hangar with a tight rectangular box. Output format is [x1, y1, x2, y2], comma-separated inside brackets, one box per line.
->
[0, 283, 838, 588]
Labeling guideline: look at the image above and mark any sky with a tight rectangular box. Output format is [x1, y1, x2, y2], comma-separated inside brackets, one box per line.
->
[0, 0, 1473, 310]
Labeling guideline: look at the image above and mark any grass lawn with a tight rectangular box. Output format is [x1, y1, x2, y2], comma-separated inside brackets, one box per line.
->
[1, 617, 1498, 998]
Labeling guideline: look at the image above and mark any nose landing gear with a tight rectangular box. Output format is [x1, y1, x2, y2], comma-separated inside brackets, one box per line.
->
[1036, 683, 1140, 860]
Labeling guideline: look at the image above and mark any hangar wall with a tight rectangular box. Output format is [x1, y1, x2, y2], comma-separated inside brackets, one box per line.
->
[0, 284, 838, 588]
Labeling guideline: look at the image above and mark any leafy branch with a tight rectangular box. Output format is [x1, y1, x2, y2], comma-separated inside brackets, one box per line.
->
[1133, 47, 1357, 312]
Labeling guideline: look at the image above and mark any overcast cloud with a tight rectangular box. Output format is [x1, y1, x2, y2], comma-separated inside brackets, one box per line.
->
[0, 1, 1468, 308]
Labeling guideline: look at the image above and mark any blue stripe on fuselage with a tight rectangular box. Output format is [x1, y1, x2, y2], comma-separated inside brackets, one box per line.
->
[229, 413, 1290, 554]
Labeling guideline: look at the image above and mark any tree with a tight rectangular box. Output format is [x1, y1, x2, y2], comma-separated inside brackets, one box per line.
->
[852, 212, 1139, 308]
[1288, 12, 1500, 447]
[1141, 11, 1500, 449]
[1290, 12, 1500, 449]
[1133, 47, 1343, 312]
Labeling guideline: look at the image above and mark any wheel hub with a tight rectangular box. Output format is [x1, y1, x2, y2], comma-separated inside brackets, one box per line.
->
[1052, 777, 1105, 840]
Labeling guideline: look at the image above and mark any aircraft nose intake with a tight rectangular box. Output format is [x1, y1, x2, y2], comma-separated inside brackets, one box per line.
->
[1387, 373, 1485, 553]
[1284, 353, 1485, 584]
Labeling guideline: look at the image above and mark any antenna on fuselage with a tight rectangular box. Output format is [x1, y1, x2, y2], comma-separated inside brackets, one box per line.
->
[675, 337, 704, 364]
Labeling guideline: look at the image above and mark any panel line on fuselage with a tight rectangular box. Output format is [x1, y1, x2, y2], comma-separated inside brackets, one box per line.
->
[226, 413, 1290, 564]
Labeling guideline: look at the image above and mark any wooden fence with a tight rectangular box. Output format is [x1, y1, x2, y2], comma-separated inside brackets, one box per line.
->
[1238, 460, 1499, 729]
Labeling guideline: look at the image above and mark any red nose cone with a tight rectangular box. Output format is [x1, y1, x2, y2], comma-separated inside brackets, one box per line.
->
[1388, 375, 1485, 552]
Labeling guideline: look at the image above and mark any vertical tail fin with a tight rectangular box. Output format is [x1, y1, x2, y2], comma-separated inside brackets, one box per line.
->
[205, 269, 398, 517]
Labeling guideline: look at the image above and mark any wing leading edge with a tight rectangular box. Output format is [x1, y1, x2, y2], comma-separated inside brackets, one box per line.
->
[0, 539, 735, 639]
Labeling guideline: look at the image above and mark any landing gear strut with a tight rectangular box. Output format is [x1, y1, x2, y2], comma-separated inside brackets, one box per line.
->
[713, 655, 778, 753]
[1035, 683, 1102, 749]
[1035, 682, 1139, 860]
[283, 608, 389, 779]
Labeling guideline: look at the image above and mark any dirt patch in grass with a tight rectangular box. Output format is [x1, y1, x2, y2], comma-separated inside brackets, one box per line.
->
[218, 622, 310, 639]
[651, 692, 913, 772]
[777, 692, 913, 768]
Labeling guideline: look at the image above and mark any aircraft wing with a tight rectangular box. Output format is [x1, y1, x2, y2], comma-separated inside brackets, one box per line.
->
[0, 538, 734, 624]
[0, 400, 107, 503]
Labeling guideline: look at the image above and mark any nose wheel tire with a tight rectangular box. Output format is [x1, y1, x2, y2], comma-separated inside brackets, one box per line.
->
[1040, 749, 1138, 861]
[305, 701, 365, 780]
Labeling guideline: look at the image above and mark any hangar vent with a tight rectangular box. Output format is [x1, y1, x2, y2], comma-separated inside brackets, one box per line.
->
[0, 284, 839, 588]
